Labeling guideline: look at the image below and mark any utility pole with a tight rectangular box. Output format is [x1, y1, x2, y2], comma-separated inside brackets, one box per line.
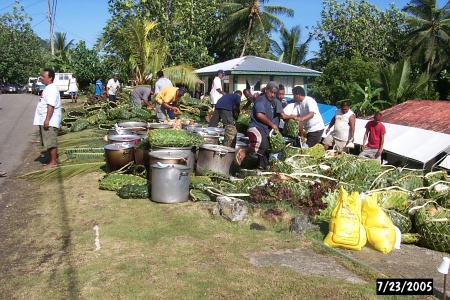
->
[48, 0, 54, 54]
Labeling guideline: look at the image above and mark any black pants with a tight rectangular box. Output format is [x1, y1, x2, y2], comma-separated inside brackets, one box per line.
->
[306, 129, 324, 147]
[208, 109, 234, 127]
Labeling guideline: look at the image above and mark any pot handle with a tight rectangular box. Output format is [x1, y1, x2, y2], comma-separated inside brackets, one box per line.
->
[219, 150, 228, 156]
[179, 171, 189, 180]
[122, 151, 132, 157]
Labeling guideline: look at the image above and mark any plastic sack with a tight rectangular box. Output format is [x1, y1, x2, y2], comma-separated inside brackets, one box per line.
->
[361, 193, 396, 254]
[324, 186, 366, 251]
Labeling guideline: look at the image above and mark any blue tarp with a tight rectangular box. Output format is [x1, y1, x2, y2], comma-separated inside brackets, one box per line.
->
[285, 97, 337, 126]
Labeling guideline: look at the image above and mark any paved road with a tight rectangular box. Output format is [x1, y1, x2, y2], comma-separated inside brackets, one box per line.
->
[0, 93, 39, 181]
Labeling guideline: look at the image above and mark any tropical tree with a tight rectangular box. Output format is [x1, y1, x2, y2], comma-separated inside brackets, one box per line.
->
[403, 0, 450, 76]
[271, 25, 312, 65]
[0, 5, 46, 83]
[349, 79, 388, 117]
[220, 0, 294, 57]
[314, 0, 407, 65]
[54, 32, 74, 60]
[379, 59, 431, 105]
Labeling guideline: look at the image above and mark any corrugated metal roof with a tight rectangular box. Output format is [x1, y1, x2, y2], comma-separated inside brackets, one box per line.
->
[195, 56, 321, 76]
[363, 100, 450, 135]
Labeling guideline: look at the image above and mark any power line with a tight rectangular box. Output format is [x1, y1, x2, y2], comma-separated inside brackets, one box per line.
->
[53, 21, 95, 45]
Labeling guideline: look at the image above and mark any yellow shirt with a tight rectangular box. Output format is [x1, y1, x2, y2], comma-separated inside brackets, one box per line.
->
[155, 87, 180, 104]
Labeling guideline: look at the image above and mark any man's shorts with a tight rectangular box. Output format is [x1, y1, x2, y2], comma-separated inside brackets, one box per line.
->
[323, 134, 348, 151]
[39, 125, 59, 149]
[69, 91, 77, 96]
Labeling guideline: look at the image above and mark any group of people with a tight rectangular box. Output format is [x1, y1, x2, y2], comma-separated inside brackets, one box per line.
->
[32, 67, 385, 171]
[206, 74, 385, 171]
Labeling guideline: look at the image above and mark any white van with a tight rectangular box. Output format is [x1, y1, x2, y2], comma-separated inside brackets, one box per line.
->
[27, 77, 37, 93]
[54, 73, 73, 96]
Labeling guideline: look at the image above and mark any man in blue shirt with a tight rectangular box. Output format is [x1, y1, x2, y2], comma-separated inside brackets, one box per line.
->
[234, 82, 298, 170]
[208, 90, 243, 127]
[95, 76, 103, 95]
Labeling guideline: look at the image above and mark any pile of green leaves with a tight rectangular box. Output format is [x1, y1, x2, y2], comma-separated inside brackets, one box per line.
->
[148, 129, 204, 147]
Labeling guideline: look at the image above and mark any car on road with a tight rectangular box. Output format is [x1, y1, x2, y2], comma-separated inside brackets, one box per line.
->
[27, 77, 37, 93]
[32, 77, 46, 95]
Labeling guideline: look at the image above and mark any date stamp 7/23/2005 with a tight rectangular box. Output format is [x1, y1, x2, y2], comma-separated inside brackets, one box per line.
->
[376, 279, 434, 295]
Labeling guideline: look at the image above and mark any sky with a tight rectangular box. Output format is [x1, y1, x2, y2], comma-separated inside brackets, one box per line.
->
[1, 0, 448, 60]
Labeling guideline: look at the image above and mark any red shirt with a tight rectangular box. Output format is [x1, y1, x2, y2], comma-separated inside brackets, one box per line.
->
[365, 121, 386, 148]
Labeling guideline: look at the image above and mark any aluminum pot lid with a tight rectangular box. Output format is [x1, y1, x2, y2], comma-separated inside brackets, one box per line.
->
[151, 163, 191, 170]
[118, 121, 147, 128]
[108, 134, 141, 142]
[148, 123, 173, 129]
[236, 141, 248, 147]
[237, 133, 245, 138]
[149, 150, 189, 160]
[199, 144, 236, 153]
[104, 144, 133, 150]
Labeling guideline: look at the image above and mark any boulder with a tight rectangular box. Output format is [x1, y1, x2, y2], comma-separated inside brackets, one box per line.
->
[212, 196, 248, 222]
[289, 215, 318, 236]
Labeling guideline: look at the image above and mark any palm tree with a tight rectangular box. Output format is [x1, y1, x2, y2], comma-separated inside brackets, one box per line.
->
[221, 0, 294, 57]
[271, 25, 313, 65]
[379, 59, 429, 105]
[54, 32, 74, 59]
[403, 0, 450, 76]
[122, 18, 199, 89]
[349, 79, 388, 117]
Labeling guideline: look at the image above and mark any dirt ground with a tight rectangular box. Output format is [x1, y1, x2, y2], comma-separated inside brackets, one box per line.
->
[0, 141, 446, 299]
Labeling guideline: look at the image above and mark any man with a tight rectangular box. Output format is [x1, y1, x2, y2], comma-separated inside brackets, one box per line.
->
[33, 68, 62, 168]
[95, 76, 103, 95]
[106, 73, 120, 102]
[67, 75, 79, 103]
[210, 69, 226, 107]
[235, 81, 297, 170]
[323, 101, 355, 152]
[155, 86, 187, 122]
[292, 86, 325, 147]
[359, 112, 386, 163]
[208, 90, 244, 127]
[154, 70, 174, 118]
[241, 90, 259, 112]
[131, 86, 154, 108]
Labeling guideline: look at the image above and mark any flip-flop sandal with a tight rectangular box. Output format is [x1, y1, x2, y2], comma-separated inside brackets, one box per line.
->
[0, 171, 7, 177]
[234, 148, 245, 166]
[43, 164, 58, 169]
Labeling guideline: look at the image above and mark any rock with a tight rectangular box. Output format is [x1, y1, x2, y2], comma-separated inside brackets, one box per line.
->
[289, 215, 318, 236]
[250, 223, 266, 231]
[212, 196, 248, 222]
[261, 207, 284, 223]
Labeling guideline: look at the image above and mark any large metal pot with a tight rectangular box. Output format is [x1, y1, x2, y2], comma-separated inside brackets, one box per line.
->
[104, 144, 134, 173]
[135, 149, 150, 167]
[108, 134, 141, 148]
[148, 123, 173, 130]
[118, 121, 147, 128]
[196, 144, 236, 176]
[183, 123, 202, 132]
[151, 146, 195, 172]
[108, 128, 132, 135]
[151, 164, 191, 203]
[235, 141, 249, 152]
[206, 127, 225, 136]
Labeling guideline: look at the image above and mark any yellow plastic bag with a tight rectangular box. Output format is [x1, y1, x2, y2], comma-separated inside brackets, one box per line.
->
[324, 186, 366, 251]
[361, 193, 396, 254]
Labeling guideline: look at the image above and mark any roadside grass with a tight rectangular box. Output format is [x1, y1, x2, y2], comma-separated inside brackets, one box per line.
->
[1, 170, 417, 300]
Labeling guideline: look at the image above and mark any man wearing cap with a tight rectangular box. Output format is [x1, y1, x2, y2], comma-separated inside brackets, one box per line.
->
[106, 73, 120, 102]
[235, 81, 298, 170]
[292, 86, 325, 147]
[131, 86, 154, 108]
[210, 69, 226, 107]
[323, 101, 355, 152]
[155, 86, 187, 122]
[359, 112, 386, 163]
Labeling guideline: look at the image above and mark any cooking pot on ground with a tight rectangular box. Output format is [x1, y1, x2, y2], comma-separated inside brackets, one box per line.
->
[108, 128, 132, 136]
[118, 121, 147, 128]
[196, 144, 236, 176]
[148, 123, 173, 130]
[104, 144, 134, 173]
[108, 134, 141, 148]
[151, 146, 195, 172]
[151, 164, 190, 204]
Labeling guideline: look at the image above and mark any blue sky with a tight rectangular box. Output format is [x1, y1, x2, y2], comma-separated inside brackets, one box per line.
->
[1, 0, 448, 59]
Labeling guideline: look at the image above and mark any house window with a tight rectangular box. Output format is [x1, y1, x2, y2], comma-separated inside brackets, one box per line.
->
[246, 76, 262, 93]
[278, 76, 296, 94]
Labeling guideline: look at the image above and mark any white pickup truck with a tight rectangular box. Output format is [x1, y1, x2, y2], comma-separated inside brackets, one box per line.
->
[54, 73, 73, 96]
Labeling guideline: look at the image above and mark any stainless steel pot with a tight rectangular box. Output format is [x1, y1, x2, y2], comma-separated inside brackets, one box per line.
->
[118, 121, 147, 128]
[108, 128, 132, 135]
[148, 123, 173, 130]
[196, 144, 236, 176]
[108, 134, 141, 148]
[183, 123, 202, 132]
[104, 144, 134, 173]
[235, 141, 249, 151]
[151, 164, 191, 203]
[206, 127, 225, 135]
[135, 148, 150, 167]
[151, 146, 195, 172]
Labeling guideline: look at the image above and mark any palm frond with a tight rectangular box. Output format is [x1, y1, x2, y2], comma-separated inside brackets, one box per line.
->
[18, 162, 105, 181]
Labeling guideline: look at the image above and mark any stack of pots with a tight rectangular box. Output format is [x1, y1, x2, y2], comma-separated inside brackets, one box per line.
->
[196, 144, 236, 176]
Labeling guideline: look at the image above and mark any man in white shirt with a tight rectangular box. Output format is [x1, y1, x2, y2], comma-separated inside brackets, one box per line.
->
[33, 68, 62, 168]
[106, 73, 120, 102]
[323, 101, 355, 152]
[154, 70, 174, 118]
[210, 69, 226, 107]
[292, 86, 325, 147]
